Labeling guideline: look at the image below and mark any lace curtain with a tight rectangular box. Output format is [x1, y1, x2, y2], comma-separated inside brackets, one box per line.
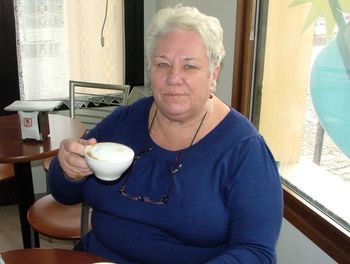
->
[14, 0, 67, 100]
[14, 0, 124, 100]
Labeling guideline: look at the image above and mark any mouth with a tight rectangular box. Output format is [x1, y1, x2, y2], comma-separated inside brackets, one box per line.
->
[164, 92, 185, 97]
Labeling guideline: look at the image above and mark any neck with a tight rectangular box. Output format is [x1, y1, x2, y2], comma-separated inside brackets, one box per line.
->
[153, 97, 214, 127]
[149, 101, 213, 150]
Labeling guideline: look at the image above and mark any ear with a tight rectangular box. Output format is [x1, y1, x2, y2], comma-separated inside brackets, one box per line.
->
[212, 64, 220, 81]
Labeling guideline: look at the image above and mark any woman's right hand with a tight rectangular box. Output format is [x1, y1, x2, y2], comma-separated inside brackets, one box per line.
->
[57, 137, 97, 181]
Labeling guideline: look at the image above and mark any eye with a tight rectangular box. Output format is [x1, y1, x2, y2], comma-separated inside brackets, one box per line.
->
[157, 62, 169, 68]
[184, 64, 197, 70]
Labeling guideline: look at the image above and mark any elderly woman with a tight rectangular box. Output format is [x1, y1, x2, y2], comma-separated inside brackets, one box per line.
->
[49, 5, 283, 264]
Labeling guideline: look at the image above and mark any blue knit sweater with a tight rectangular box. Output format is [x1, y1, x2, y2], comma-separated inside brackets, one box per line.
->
[49, 97, 283, 263]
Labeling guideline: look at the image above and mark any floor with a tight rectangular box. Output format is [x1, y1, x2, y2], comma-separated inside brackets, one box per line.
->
[0, 204, 74, 252]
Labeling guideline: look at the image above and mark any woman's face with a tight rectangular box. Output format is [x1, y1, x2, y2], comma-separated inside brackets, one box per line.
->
[150, 29, 219, 121]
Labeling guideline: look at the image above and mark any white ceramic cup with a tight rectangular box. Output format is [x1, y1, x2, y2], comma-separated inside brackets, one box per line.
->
[84, 142, 134, 181]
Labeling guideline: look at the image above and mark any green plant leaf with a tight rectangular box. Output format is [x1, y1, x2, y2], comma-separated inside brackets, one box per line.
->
[289, 0, 348, 39]
[289, 0, 311, 6]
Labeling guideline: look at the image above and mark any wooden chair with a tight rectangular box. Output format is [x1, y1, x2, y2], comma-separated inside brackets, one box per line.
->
[28, 81, 129, 244]
[0, 163, 16, 206]
[0, 163, 14, 182]
[126, 85, 151, 105]
[27, 157, 91, 243]
[69, 80, 130, 132]
[27, 194, 90, 241]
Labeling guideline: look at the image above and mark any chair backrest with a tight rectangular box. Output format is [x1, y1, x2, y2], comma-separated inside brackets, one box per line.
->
[126, 85, 151, 105]
[68, 80, 130, 236]
[69, 80, 130, 131]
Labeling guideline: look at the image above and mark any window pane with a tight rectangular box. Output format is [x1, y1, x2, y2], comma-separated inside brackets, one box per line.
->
[254, 1, 350, 231]
[15, 0, 68, 99]
[14, 0, 124, 100]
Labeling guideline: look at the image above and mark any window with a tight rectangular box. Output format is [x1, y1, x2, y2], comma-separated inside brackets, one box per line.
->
[233, 0, 350, 262]
[14, 0, 124, 100]
[259, 2, 350, 231]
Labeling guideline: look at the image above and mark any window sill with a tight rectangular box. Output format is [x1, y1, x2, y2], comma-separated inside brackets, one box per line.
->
[282, 163, 350, 263]
[280, 159, 350, 230]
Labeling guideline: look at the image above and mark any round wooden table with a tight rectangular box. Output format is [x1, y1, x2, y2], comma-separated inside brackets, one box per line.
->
[0, 114, 86, 248]
[0, 248, 113, 264]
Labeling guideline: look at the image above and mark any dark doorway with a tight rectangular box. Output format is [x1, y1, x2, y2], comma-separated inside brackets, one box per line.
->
[0, 0, 20, 116]
[124, 0, 144, 88]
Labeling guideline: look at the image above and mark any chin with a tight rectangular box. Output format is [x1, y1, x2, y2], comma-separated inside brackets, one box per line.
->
[162, 106, 189, 117]
[156, 97, 190, 115]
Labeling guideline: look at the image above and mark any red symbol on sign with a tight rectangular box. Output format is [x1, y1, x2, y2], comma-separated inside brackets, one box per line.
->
[24, 118, 32, 127]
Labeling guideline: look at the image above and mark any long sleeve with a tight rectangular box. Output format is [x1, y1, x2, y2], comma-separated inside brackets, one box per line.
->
[206, 137, 283, 264]
[48, 156, 87, 205]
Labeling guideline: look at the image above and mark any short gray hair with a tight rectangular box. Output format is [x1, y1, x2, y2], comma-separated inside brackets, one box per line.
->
[145, 4, 226, 73]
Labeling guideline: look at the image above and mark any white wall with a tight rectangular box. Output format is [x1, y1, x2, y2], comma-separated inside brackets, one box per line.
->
[277, 219, 336, 264]
[143, 0, 236, 105]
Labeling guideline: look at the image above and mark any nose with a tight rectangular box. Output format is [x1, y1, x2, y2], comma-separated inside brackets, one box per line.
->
[166, 64, 183, 85]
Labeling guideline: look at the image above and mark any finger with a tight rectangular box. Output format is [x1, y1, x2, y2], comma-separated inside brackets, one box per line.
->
[73, 172, 84, 180]
[64, 170, 86, 181]
[58, 150, 86, 175]
[61, 156, 92, 179]
[59, 157, 80, 177]
[78, 138, 97, 146]
[68, 165, 94, 181]
[60, 138, 81, 155]
[76, 138, 97, 155]
[86, 137, 97, 145]
[67, 152, 88, 170]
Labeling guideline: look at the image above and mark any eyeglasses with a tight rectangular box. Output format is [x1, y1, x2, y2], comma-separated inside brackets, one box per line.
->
[119, 147, 182, 205]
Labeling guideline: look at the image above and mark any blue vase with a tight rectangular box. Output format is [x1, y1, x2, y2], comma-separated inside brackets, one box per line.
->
[310, 39, 350, 158]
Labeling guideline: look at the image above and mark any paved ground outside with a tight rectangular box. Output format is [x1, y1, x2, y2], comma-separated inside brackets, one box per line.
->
[301, 89, 350, 183]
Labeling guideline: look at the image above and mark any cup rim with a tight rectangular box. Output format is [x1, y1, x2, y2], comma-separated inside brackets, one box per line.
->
[84, 142, 134, 163]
